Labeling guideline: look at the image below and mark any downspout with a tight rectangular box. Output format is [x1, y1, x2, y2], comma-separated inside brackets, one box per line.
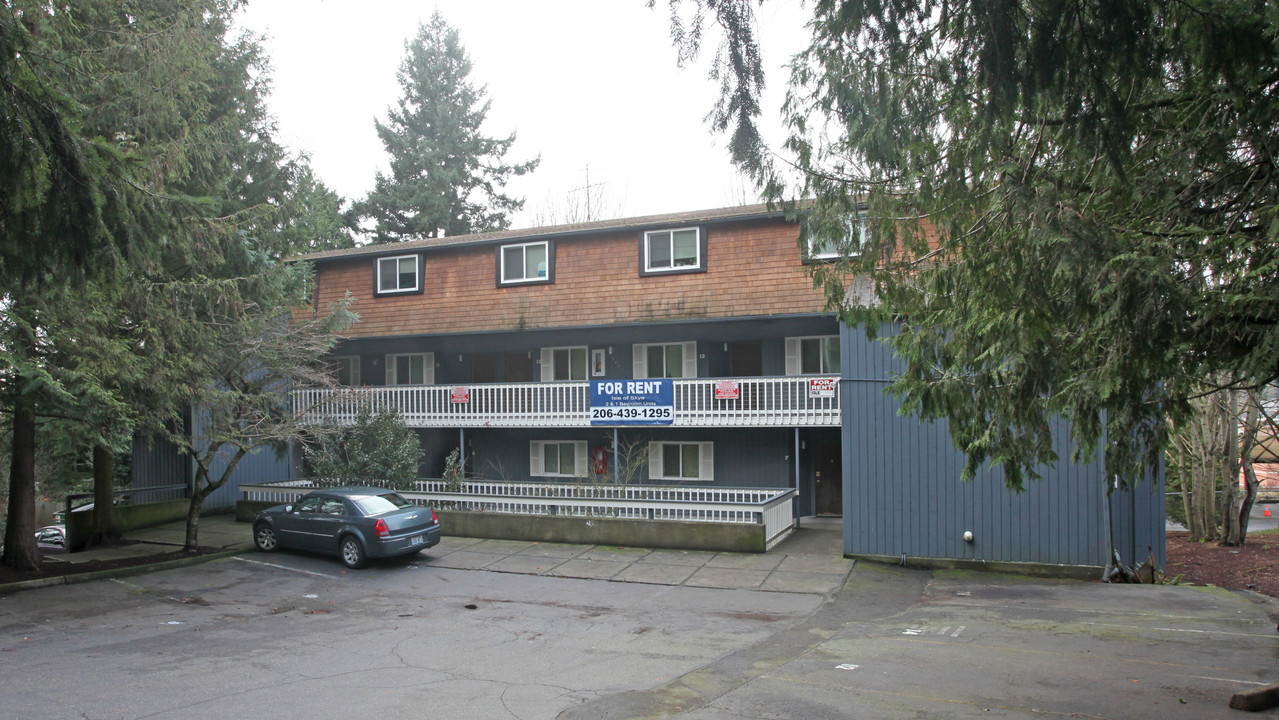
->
[1102, 475, 1118, 582]
[794, 427, 801, 520]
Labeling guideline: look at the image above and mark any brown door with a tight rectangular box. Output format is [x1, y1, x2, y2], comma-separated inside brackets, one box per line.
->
[471, 353, 497, 383]
[505, 353, 534, 383]
[730, 342, 763, 376]
[814, 441, 843, 516]
[730, 342, 763, 409]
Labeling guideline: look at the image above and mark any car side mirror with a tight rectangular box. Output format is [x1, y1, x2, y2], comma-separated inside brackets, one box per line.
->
[284, 505, 294, 513]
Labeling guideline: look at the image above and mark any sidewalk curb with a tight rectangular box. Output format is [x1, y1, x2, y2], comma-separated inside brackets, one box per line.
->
[0, 548, 248, 596]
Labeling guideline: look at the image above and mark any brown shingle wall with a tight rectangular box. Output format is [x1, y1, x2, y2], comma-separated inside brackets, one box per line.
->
[315, 218, 828, 338]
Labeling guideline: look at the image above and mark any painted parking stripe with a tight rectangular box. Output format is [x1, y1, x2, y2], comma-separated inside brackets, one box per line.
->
[233, 556, 340, 579]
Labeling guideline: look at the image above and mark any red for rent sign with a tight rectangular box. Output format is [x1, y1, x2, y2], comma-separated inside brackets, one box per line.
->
[808, 378, 838, 398]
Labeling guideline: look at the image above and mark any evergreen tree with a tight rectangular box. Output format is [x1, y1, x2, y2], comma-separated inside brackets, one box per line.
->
[354, 11, 539, 242]
[660, 0, 1279, 492]
[1, 0, 239, 569]
[1, 0, 355, 567]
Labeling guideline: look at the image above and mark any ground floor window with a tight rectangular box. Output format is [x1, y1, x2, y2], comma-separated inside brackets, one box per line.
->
[647, 441, 713, 481]
[530, 440, 588, 478]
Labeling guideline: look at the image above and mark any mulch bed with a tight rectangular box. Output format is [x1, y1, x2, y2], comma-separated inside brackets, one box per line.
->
[1164, 531, 1279, 598]
[0, 545, 219, 586]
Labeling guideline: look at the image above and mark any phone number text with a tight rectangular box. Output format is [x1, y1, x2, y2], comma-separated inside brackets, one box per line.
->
[590, 406, 672, 420]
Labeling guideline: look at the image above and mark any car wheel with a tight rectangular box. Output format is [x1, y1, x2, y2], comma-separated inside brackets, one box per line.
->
[340, 535, 367, 569]
[253, 523, 278, 552]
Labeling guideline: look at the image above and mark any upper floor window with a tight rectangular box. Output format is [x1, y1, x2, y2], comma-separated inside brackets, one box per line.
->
[375, 254, 422, 295]
[540, 346, 588, 381]
[499, 241, 552, 285]
[332, 356, 360, 386]
[386, 352, 434, 385]
[808, 213, 869, 261]
[633, 341, 697, 379]
[641, 227, 705, 275]
[785, 336, 840, 375]
[648, 441, 713, 481]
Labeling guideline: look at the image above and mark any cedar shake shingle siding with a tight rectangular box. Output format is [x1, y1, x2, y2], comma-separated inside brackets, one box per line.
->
[312, 216, 828, 338]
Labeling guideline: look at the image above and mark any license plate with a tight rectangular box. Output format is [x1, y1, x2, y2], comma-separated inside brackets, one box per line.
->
[410, 534, 424, 546]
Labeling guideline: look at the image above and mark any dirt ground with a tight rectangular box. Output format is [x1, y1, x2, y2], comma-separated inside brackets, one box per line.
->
[1165, 530, 1279, 598]
[1, 535, 1277, 598]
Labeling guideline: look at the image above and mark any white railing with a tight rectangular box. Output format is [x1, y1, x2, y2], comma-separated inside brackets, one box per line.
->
[242, 480, 798, 549]
[292, 376, 839, 428]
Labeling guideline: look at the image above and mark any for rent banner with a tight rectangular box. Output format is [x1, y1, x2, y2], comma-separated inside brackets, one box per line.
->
[590, 379, 674, 425]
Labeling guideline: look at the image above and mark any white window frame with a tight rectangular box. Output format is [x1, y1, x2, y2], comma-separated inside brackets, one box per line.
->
[500, 241, 550, 285]
[332, 356, 361, 386]
[785, 336, 840, 375]
[809, 213, 869, 260]
[377, 255, 421, 294]
[647, 441, 714, 482]
[386, 352, 434, 385]
[643, 227, 702, 272]
[632, 341, 697, 379]
[530, 440, 588, 478]
[540, 346, 588, 381]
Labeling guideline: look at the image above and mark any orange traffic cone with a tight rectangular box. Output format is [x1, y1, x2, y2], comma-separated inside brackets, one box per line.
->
[1266, 506, 1271, 518]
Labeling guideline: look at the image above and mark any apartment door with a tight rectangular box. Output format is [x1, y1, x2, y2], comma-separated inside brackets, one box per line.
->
[504, 353, 534, 383]
[730, 342, 763, 376]
[814, 440, 843, 516]
[470, 353, 497, 383]
[730, 342, 763, 408]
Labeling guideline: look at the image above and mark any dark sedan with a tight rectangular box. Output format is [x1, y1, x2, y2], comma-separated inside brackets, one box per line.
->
[252, 487, 441, 569]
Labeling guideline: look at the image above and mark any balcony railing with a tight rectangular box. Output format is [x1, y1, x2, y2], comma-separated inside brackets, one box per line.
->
[292, 375, 840, 428]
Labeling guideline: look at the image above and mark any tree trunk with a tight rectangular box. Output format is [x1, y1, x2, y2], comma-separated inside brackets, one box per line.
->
[1177, 444, 1194, 536]
[1188, 403, 1211, 541]
[85, 442, 122, 548]
[184, 476, 206, 553]
[1220, 388, 1242, 546]
[2, 396, 41, 571]
[184, 446, 248, 551]
[1237, 389, 1262, 542]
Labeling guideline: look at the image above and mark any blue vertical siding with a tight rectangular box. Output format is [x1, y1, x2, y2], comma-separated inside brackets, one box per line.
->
[841, 323, 1165, 569]
[132, 432, 189, 492]
[189, 409, 294, 512]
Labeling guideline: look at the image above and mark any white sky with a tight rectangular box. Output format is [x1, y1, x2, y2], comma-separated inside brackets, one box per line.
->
[234, 1, 810, 229]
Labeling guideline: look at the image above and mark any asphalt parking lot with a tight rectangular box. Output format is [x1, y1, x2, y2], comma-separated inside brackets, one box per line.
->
[0, 525, 1276, 719]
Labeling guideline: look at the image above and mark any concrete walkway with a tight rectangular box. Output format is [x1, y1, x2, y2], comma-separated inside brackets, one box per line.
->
[423, 517, 852, 595]
[25, 515, 853, 595]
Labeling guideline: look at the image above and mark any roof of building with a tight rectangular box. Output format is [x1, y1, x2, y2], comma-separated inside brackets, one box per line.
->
[299, 202, 798, 262]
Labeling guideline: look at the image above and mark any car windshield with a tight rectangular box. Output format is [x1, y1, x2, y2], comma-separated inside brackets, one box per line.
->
[354, 493, 414, 516]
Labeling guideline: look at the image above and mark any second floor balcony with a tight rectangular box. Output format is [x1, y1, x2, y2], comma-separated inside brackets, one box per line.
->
[293, 375, 841, 429]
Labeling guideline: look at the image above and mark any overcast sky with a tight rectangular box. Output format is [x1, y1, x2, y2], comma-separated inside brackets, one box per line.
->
[234, 1, 809, 230]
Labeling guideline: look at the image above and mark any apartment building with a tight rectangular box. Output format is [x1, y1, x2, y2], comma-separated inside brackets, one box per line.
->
[284, 202, 1164, 570]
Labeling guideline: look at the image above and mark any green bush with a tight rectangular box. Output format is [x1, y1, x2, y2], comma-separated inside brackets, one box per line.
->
[304, 406, 423, 488]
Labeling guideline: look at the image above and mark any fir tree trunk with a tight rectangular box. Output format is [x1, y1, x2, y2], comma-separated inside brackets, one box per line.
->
[2, 396, 41, 571]
[86, 442, 121, 548]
